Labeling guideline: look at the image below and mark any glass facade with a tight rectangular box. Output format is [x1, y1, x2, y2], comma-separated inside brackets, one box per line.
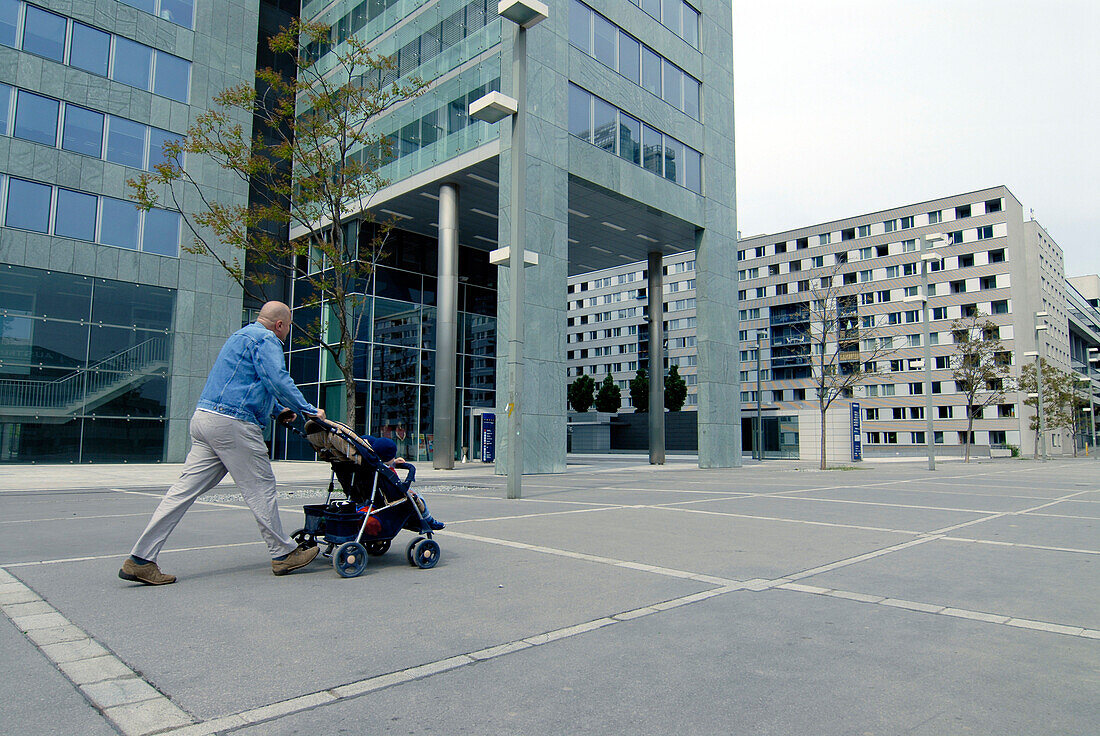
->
[277, 226, 497, 463]
[0, 264, 175, 463]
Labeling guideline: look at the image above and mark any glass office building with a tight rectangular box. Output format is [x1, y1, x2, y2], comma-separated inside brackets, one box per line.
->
[0, 0, 259, 462]
[292, 0, 739, 469]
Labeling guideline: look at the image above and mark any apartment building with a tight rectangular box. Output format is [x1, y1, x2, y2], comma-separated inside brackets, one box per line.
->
[568, 186, 1096, 458]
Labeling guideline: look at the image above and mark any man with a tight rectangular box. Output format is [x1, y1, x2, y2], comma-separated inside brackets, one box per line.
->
[120, 302, 326, 585]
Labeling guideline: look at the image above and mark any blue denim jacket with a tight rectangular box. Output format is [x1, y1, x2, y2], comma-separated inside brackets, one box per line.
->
[196, 322, 319, 426]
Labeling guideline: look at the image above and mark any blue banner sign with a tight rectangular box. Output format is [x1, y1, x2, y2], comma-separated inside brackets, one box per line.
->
[851, 402, 862, 461]
[481, 413, 495, 462]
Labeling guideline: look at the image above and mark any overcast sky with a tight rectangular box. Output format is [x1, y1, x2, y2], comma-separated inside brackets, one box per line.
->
[732, 1, 1100, 276]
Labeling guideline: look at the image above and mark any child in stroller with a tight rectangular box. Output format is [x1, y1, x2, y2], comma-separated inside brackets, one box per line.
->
[284, 413, 445, 577]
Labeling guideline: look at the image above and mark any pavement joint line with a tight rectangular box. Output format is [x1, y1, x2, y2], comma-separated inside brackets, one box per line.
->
[925, 489, 1094, 537]
[772, 580, 1095, 638]
[939, 535, 1100, 556]
[0, 566, 198, 735]
[641, 503, 927, 536]
[783, 536, 942, 581]
[109, 488, 251, 511]
[2, 541, 264, 568]
[0, 509, 233, 525]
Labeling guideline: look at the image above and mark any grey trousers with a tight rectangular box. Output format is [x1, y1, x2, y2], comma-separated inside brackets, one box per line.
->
[130, 411, 297, 561]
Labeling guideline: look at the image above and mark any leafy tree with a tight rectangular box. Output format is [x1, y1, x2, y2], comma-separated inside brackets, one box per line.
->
[595, 373, 622, 413]
[129, 19, 427, 430]
[568, 374, 596, 413]
[1019, 358, 1076, 458]
[664, 365, 687, 411]
[949, 313, 1013, 462]
[630, 367, 649, 413]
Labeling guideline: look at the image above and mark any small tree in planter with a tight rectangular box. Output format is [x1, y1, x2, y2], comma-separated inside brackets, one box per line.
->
[949, 313, 1013, 462]
[595, 374, 622, 413]
[568, 374, 596, 413]
[630, 367, 649, 412]
[665, 365, 687, 411]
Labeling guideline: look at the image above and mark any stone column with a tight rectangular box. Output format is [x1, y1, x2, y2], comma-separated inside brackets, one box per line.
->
[433, 183, 459, 469]
[648, 251, 665, 464]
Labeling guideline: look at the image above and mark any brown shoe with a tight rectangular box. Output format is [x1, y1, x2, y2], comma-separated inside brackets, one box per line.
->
[119, 559, 176, 585]
[272, 545, 319, 576]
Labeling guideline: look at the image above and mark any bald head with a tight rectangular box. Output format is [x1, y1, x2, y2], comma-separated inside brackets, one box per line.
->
[257, 301, 292, 342]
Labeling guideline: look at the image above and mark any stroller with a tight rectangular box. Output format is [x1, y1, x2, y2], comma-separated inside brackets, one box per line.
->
[283, 414, 442, 578]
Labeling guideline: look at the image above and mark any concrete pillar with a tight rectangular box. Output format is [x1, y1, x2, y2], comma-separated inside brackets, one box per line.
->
[433, 183, 459, 469]
[696, 227, 742, 467]
[648, 251, 665, 464]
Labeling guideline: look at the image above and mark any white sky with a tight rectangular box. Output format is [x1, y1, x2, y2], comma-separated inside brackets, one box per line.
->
[732, 1, 1100, 276]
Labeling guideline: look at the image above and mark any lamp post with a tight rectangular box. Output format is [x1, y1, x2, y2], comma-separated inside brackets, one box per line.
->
[916, 233, 944, 469]
[1035, 312, 1049, 462]
[469, 0, 547, 500]
[1089, 347, 1099, 454]
[756, 330, 763, 462]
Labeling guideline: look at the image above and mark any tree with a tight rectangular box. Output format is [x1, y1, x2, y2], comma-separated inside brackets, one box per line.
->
[595, 373, 622, 413]
[630, 367, 649, 413]
[129, 19, 427, 431]
[568, 374, 596, 413]
[798, 262, 898, 469]
[1019, 358, 1072, 459]
[665, 364, 687, 411]
[949, 313, 1013, 462]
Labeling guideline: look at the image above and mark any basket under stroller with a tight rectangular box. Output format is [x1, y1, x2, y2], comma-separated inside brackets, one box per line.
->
[288, 417, 441, 578]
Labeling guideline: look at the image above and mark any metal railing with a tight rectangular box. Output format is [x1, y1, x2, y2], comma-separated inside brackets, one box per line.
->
[770, 312, 810, 325]
[0, 336, 168, 411]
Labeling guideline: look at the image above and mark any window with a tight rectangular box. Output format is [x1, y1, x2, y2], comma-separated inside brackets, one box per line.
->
[991, 299, 1008, 315]
[884, 219, 897, 232]
[884, 432, 898, 444]
[977, 225, 993, 240]
[858, 225, 871, 238]
[662, 59, 682, 109]
[980, 275, 997, 290]
[153, 50, 191, 102]
[927, 210, 942, 224]
[949, 230, 964, 245]
[904, 286, 918, 297]
[956, 204, 971, 218]
[142, 208, 181, 256]
[988, 248, 1006, 264]
[905, 310, 919, 323]
[985, 198, 1002, 213]
[958, 253, 974, 268]
[934, 431, 944, 445]
[865, 408, 879, 420]
[619, 31, 640, 83]
[908, 381, 922, 394]
[22, 5, 67, 62]
[119, 0, 194, 28]
[53, 188, 98, 241]
[877, 290, 891, 303]
[859, 270, 873, 283]
[61, 105, 105, 157]
[882, 384, 895, 396]
[811, 255, 824, 268]
[866, 432, 880, 444]
[935, 356, 950, 369]
[14, 90, 59, 146]
[147, 127, 177, 170]
[903, 262, 917, 276]
[885, 265, 899, 278]
[618, 111, 641, 164]
[900, 216, 914, 229]
[887, 312, 901, 325]
[641, 47, 661, 97]
[819, 232, 831, 245]
[592, 12, 615, 66]
[99, 196, 141, 249]
[568, 84, 591, 141]
[876, 244, 889, 257]
[5, 178, 52, 232]
[950, 280, 966, 294]
[107, 116, 147, 168]
[641, 123, 662, 175]
[911, 432, 926, 445]
[859, 246, 872, 260]
[70, 22, 111, 76]
[0, 0, 17, 47]
[113, 37, 153, 90]
[932, 307, 947, 320]
[998, 404, 1015, 418]
[593, 97, 615, 153]
[902, 239, 918, 252]
[937, 406, 952, 419]
[931, 381, 942, 394]
[797, 238, 808, 249]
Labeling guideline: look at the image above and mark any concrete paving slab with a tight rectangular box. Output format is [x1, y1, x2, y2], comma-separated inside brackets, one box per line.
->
[955, 513, 1100, 550]
[456, 505, 913, 580]
[690, 494, 985, 532]
[15, 536, 707, 719]
[799, 538, 1099, 630]
[0, 614, 117, 736]
[782, 485, 1046, 513]
[231, 589, 1099, 736]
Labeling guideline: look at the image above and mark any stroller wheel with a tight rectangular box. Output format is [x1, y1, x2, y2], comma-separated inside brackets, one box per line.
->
[333, 542, 368, 578]
[412, 538, 440, 569]
[406, 537, 425, 566]
[366, 540, 391, 556]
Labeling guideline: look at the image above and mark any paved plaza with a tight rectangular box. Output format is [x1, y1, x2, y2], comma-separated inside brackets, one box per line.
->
[0, 456, 1097, 735]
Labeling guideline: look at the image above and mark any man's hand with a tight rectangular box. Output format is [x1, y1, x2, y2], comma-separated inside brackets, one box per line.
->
[313, 409, 327, 421]
[276, 408, 297, 426]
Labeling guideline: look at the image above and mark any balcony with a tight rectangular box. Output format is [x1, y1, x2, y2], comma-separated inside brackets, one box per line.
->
[770, 312, 810, 325]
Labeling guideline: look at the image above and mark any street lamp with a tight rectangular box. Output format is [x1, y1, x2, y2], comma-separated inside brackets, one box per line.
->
[1089, 347, 1099, 454]
[756, 330, 763, 462]
[904, 232, 944, 470]
[1035, 311, 1049, 462]
[470, 0, 548, 499]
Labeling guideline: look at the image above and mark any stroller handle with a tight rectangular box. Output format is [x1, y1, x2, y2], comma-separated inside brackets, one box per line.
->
[393, 461, 416, 483]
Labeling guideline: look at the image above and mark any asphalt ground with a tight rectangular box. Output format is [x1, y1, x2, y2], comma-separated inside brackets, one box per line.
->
[0, 456, 1097, 735]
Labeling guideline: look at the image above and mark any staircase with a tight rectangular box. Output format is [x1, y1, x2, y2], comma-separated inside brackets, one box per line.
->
[0, 336, 170, 420]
